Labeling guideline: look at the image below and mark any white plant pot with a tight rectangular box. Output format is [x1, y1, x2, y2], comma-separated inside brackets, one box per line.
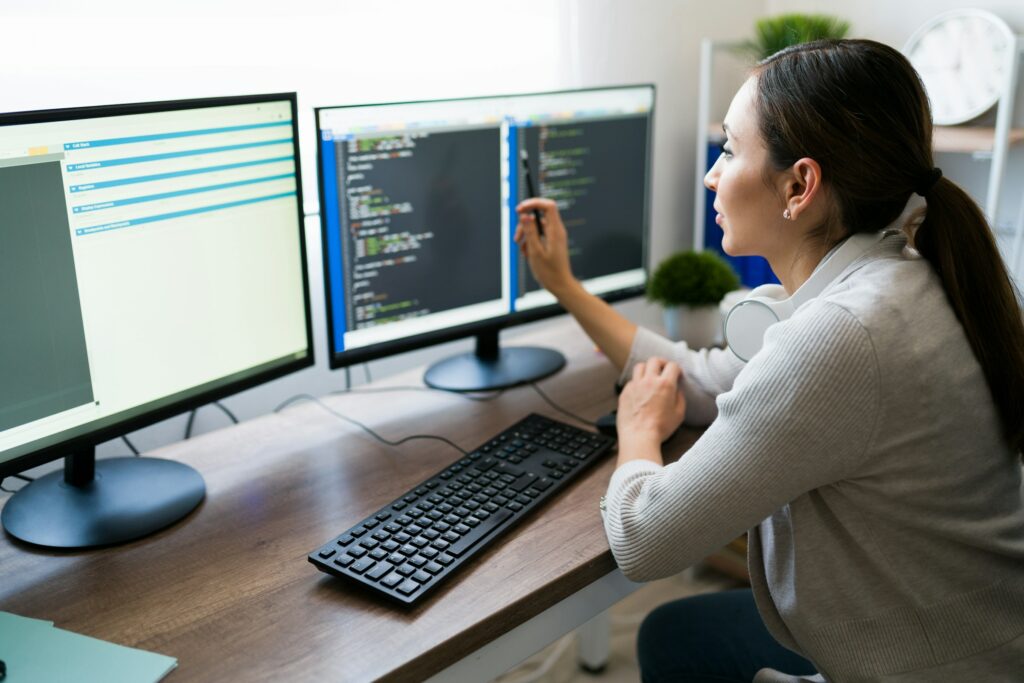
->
[663, 304, 721, 349]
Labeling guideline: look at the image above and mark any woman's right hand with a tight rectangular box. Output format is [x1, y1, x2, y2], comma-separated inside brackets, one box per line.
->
[514, 198, 575, 297]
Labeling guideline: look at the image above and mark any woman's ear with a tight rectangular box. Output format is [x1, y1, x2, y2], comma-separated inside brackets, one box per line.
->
[781, 157, 823, 221]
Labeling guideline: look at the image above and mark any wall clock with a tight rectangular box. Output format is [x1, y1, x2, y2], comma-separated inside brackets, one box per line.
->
[904, 9, 1015, 125]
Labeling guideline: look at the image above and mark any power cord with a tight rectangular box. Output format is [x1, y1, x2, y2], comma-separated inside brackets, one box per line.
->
[528, 382, 598, 428]
[185, 400, 240, 439]
[274, 393, 469, 456]
[1, 473, 35, 494]
[122, 435, 140, 456]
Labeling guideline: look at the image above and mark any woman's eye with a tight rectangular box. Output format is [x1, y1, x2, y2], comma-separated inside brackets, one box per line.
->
[721, 147, 733, 159]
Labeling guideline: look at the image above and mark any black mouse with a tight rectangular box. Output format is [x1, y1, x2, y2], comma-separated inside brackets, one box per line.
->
[595, 409, 617, 437]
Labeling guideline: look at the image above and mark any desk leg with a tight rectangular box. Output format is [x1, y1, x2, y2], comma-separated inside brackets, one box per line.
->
[425, 569, 641, 683]
[576, 610, 610, 673]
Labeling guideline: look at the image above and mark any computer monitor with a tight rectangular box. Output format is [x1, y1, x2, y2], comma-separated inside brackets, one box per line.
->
[0, 93, 312, 548]
[317, 85, 653, 391]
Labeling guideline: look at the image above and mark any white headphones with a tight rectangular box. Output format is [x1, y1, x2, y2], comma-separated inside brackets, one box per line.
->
[724, 231, 887, 362]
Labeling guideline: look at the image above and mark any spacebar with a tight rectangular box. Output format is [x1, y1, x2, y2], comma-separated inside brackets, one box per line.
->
[447, 508, 514, 557]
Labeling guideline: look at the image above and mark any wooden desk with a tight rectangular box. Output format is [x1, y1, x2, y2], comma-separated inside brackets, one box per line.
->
[0, 317, 700, 682]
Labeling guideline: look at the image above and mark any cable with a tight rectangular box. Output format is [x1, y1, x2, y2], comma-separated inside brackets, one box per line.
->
[1, 473, 34, 494]
[528, 382, 597, 427]
[185, 401, 240, 440]
[213, 401, 239, 424]
[122, 435, 140, 456]
[185, 409, 198, 440]
[274, 394, 469, 456]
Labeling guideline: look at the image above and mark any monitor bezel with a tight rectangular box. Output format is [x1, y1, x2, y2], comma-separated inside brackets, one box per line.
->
[0, 92, 314, 478]
[315, 83, 655, 369]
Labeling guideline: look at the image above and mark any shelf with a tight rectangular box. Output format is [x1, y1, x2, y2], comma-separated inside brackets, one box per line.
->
[933, 126, 1024, 154]
[707, 123, 1024, 155]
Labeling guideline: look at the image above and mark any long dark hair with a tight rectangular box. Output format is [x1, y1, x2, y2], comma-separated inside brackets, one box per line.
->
[754, 39, 1024, 453]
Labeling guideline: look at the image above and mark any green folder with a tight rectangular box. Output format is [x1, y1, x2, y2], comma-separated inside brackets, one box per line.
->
[0, 611, 176, 682]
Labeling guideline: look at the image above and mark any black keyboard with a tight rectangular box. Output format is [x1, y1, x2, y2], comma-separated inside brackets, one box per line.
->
[308, 413, 615, 605]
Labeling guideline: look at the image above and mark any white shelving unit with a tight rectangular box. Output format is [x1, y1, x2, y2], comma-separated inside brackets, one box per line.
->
[693, 37, 1024, 275]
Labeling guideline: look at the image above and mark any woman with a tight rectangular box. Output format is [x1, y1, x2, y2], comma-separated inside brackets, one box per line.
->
[514, 40, 1024, 682]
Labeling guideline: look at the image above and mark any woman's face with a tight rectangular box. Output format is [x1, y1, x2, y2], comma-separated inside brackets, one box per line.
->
[704, 77, 784, 258]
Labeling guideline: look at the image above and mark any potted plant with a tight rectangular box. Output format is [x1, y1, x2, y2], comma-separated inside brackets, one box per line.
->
[648, 250, 740, 348]
[740, 13, 851, 61]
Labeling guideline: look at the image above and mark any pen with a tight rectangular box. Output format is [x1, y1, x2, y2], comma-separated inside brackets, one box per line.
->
[519, 149, 545, 237]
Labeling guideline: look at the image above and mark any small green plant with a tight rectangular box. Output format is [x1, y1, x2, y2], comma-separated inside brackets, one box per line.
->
[648, 250, 740, 308]
[740, 13, 851, 61]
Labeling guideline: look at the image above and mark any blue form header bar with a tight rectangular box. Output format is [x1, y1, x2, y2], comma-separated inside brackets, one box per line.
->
[64, 120, 292, 150]
[66, 138, 292, 172]
[75, 191, 296, 237]
[69, 155, 294, 192]
[71, 173, 294, 214]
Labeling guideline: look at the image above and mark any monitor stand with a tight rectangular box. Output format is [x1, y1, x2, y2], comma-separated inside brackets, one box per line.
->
[423, 329, 566, 392]
[1, 448, 205, 549]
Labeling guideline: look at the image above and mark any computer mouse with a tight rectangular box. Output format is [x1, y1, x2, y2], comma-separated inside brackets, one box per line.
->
[595, 410, 617, 437]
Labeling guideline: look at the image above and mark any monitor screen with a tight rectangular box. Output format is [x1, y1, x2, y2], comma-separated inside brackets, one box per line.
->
[316, 85, 653, 385]
[0, 94, 312, 547]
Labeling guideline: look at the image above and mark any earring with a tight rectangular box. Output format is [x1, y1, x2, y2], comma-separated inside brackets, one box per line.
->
[783, 209, 792, 220]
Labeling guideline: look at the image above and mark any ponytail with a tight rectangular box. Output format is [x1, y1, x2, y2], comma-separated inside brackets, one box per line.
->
[913, 179, 1024, 452]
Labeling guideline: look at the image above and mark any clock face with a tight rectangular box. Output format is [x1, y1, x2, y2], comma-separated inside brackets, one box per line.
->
[904, 9, 1014, 125]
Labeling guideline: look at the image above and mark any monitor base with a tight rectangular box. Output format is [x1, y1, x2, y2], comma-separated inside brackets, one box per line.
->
[424, 346, 566, 392]
[1, 456, 205, 549]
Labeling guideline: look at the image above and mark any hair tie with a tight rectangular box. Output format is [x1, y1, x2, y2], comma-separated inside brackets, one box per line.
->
[915, 167, 942, 197]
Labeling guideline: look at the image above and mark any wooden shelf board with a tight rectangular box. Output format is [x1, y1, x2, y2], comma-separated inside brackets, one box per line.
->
[707, 122, 1024, 154]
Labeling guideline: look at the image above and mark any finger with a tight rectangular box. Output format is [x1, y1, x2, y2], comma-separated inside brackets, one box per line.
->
[632, 362, 645, 381]
[646, 357, 666, 375]
[661, 361, 682, 383]
[516, 197, 558, 214]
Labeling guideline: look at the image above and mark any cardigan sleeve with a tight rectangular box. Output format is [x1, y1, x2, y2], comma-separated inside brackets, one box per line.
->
[618, 327, 746, 426]
[604, 302, 881, 581]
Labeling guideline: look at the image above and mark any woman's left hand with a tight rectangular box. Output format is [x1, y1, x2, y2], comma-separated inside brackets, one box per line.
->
[616, 358, 687, 462]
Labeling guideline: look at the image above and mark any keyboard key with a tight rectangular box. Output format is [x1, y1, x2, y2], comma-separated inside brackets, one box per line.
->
[453, 523, 471, 535]
[412, 570, 432, 584]
[408, 555, 427, 568]
[435, 553, 455, 566]
[348, 546, 367, 559]
[363, 519, 379, 530]
[382, 540, 400, 552]
[381, 572, 403, 588]
[334, 554, 354, 567]
[396, 579, 420, 596]
[535, 478, 553, 491]
[367, 562, 392, 581]
[396, 563, 416, 577]
[318, 548, 336, 559]
[337, 535, 354, 547]
[424, 561, 444, 575]
[350, 528, 367, 538]
[421, 547, 439, 559]
[376, 511, 392, 521]
[370, 548, 388, 560]
[395, 532, 412, 544]
[393, 501, 407, 510]
[351, 557, 375, 574]
[447, 508, 513, 557]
